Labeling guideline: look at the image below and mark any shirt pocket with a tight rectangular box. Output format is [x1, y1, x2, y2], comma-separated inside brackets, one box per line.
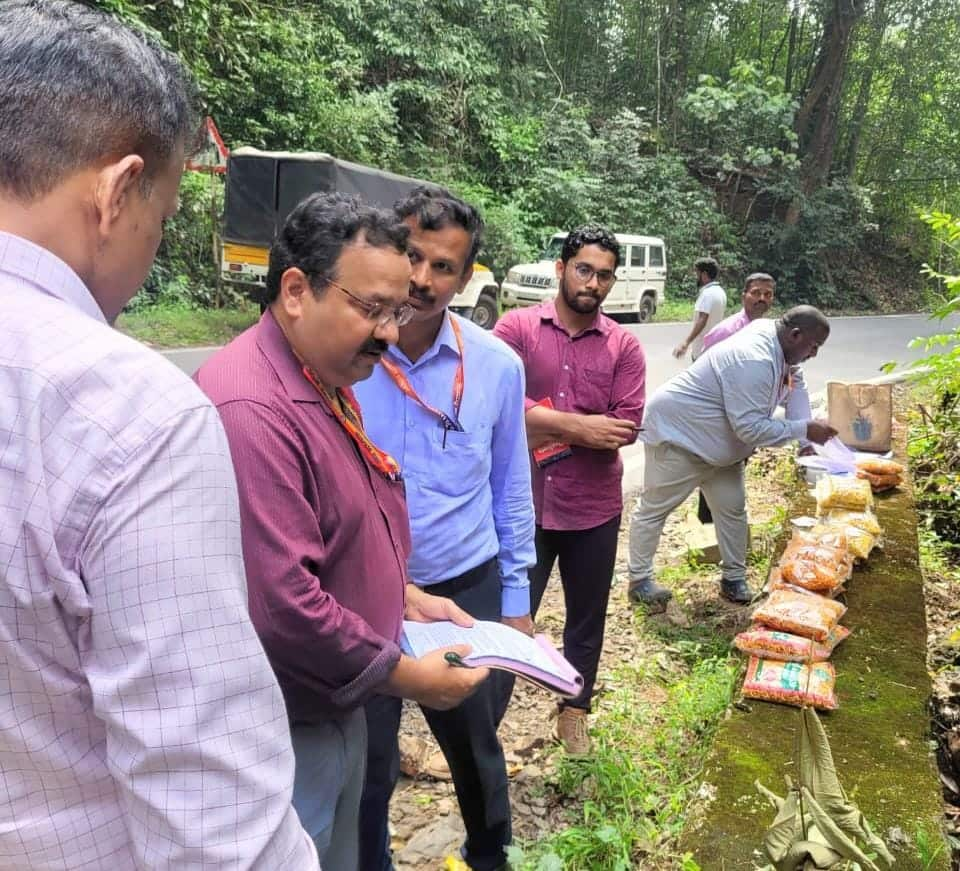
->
[575, 366, 615, 413]
[425, 424, 491, 497]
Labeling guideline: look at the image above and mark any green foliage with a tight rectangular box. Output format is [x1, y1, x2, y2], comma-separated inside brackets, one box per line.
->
[510, 658, 738, 869]
[680, 61, 800, 174]
[905, 211, 960, 549]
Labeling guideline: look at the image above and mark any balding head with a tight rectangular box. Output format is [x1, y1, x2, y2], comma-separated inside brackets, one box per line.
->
[777, 305, 830, 364]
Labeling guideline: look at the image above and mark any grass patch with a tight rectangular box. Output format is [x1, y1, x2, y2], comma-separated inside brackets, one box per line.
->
[116, 302, 259, 348]
[509, 655, 738, 870]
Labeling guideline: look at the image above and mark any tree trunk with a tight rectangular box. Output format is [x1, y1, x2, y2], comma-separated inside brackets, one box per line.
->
[785, 0, 866, 224]
[842, 0, 888, 177]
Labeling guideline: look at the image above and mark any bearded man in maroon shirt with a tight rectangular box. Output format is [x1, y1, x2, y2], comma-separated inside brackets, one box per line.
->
[494, 224, 646, 754]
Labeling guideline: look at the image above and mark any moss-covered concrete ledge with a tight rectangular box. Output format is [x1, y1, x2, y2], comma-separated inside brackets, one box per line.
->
[680, 430, 946, 869]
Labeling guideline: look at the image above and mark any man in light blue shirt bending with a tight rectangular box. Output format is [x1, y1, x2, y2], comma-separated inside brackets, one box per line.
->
[355, 187, 535, 871]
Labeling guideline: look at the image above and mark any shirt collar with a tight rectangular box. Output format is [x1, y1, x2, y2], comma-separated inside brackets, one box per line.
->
[386, 310, 461, 369]
[254, 307, 331, 407]
[539, 299, 611, 336]
[0, 231, 105, 324]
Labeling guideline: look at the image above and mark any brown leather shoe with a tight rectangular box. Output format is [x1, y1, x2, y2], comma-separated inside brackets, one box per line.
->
[553, 706, 591, 755]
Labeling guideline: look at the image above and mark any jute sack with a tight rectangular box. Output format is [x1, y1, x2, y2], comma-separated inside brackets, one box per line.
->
[826, 381, 892, 452]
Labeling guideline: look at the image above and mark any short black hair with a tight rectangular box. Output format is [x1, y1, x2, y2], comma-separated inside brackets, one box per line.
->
[780, 305, 830, 335]
[393, 185, 484, 273]
[744, 272, 776, 292]
[560, 224, 621, 269]
[0, 0, 200, 201]
[264, 192, 410, 304]
[695, 257, 719, 281]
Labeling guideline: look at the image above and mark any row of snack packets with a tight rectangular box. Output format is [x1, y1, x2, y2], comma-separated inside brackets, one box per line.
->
[736, 474, 887, 712]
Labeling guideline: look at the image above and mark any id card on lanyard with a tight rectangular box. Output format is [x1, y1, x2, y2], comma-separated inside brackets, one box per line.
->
[380, 314, 467, 448]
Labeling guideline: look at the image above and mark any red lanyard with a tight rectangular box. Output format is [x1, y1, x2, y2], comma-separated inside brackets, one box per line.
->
[302, 366, 403, 482]
[380, 314, 466, 435]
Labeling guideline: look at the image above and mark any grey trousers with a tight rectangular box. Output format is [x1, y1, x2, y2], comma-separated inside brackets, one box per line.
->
[291, 708, 367, 870]
[627, 442, 748, 587]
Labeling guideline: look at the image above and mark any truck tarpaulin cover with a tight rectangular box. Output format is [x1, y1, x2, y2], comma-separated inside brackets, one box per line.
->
[222, 148, 438, 246]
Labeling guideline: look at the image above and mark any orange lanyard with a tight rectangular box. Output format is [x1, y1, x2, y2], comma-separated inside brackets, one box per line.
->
[380, 314, 466, 436]
[301, 366, 403, 482]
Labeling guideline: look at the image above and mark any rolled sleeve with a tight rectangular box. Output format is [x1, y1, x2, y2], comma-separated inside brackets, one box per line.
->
[491, 359, 536, 617]
[217, 400, 400, 710]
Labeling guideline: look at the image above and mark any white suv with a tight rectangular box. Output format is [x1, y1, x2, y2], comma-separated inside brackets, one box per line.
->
[449, 264, 501, 329]
[499, 232, 668, 322]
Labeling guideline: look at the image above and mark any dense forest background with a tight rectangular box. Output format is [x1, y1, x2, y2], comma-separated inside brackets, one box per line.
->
[89, 0, 960, 310]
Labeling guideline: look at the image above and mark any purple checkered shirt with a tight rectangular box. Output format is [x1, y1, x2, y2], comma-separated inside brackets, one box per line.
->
[0, 232, 317, 869]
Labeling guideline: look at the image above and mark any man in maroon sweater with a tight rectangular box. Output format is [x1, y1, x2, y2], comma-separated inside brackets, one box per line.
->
[197, 192, 488, 870]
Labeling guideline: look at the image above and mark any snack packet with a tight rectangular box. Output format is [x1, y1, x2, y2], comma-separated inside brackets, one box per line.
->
[815, 475, 874, 512]
[856, 458, 904, 477]
[734, 624, 850, 662]
[779, 558, 846, 594]
[856, 468, 901, 493]
[822, 508, 882, 536]
[751, 588, 846, 642]
[742, 656, 838, 710]
[812, 521, 876, 561]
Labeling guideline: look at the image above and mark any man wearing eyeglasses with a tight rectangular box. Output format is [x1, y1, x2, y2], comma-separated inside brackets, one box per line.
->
[196, 192, 489, 870]
[494, 225, 647, 755]
[353, 187, 535, 871]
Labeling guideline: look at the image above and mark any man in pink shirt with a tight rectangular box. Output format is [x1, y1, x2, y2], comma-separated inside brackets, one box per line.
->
[494, 224, 646, 754]
[700, 272, 775, 353]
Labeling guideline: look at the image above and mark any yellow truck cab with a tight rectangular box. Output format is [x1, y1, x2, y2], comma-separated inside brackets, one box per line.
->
[220, 148, 499, 327]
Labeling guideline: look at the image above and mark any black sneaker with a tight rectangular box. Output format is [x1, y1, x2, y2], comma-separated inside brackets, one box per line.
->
[628, 578, 673, 611]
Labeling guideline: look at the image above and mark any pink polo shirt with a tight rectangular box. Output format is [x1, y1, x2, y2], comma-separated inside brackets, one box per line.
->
[701, 307, 751, 353]
[494, 301, 646, 531]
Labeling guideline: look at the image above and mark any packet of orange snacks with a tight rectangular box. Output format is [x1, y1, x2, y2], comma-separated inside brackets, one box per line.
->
[742, 656, 838, 710]
[734, 624, 850, 662]
[779, 559, 846, 594]
[751, 588, 846, 642]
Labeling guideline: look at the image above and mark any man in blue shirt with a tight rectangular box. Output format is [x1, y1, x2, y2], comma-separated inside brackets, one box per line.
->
[355, 187, 536, 871]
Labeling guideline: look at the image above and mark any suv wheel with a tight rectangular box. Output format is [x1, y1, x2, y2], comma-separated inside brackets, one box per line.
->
[471, 292, 499, 329]
[638, 295, 656, 323]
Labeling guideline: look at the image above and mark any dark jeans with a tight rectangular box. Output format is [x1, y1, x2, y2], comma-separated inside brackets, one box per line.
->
[360, 557, 515, 871]
[529, 515, 621, 711]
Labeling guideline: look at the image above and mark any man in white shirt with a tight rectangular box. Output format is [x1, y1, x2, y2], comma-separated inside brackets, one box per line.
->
[628, 307, 837, 608]
[0, 3, 317, 868]
[673, 257, 727, 361]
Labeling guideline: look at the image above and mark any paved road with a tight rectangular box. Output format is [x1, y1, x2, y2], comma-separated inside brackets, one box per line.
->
[162, 312, 957, 493]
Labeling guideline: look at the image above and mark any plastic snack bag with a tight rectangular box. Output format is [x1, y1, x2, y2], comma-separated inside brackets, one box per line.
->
[742, 656, 838, 710]
[812, 521, 877, 562]
[856, 458, 904, 477]
[779, 558, 846, 594]
[815, 475, 874, 512]
[822, 508, 882, 536]
[734, 625, 850, 663]
[752, 588, 846, 642]
[856, 468, 901, 493]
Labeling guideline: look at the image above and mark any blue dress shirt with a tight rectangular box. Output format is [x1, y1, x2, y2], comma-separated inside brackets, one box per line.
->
[354, 312, 535, 616]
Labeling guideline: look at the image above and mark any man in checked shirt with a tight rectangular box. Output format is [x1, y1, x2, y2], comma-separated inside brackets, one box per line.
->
[494, 224, 647, 755]
[0, 2, 318, 868]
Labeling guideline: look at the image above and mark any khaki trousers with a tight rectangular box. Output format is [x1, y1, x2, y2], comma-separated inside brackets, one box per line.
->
[627, 442, 748, 587]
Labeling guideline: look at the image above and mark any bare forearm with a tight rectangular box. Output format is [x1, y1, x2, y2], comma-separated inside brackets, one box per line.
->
[524, 405, 585, 446]
[684, 311, 709, 344]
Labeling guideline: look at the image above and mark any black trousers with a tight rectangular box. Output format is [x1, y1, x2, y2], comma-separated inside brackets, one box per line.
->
[528, 515, 621, 712]
[359, 557, 514, 871]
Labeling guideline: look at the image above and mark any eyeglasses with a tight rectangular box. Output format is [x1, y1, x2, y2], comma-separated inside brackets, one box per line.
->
[571, 261, 616, 286]
[326, 277, 415, 328]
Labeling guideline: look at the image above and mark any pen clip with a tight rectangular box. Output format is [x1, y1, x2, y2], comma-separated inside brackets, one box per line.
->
[444, 651, 467, 668]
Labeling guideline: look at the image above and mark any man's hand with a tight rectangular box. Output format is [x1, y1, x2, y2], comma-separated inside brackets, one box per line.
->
[383, 647, 490, 711]
[575, 415, 637, 450]
[405, 583, 474, 628]
[798, 445, 816, 457]
[805, 419, 838, 445]
[672, 341, 689, 359]
[502, 614, 535, 637]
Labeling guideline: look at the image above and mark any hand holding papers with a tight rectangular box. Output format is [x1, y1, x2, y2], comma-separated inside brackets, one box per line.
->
[401, 620, 584, 698]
